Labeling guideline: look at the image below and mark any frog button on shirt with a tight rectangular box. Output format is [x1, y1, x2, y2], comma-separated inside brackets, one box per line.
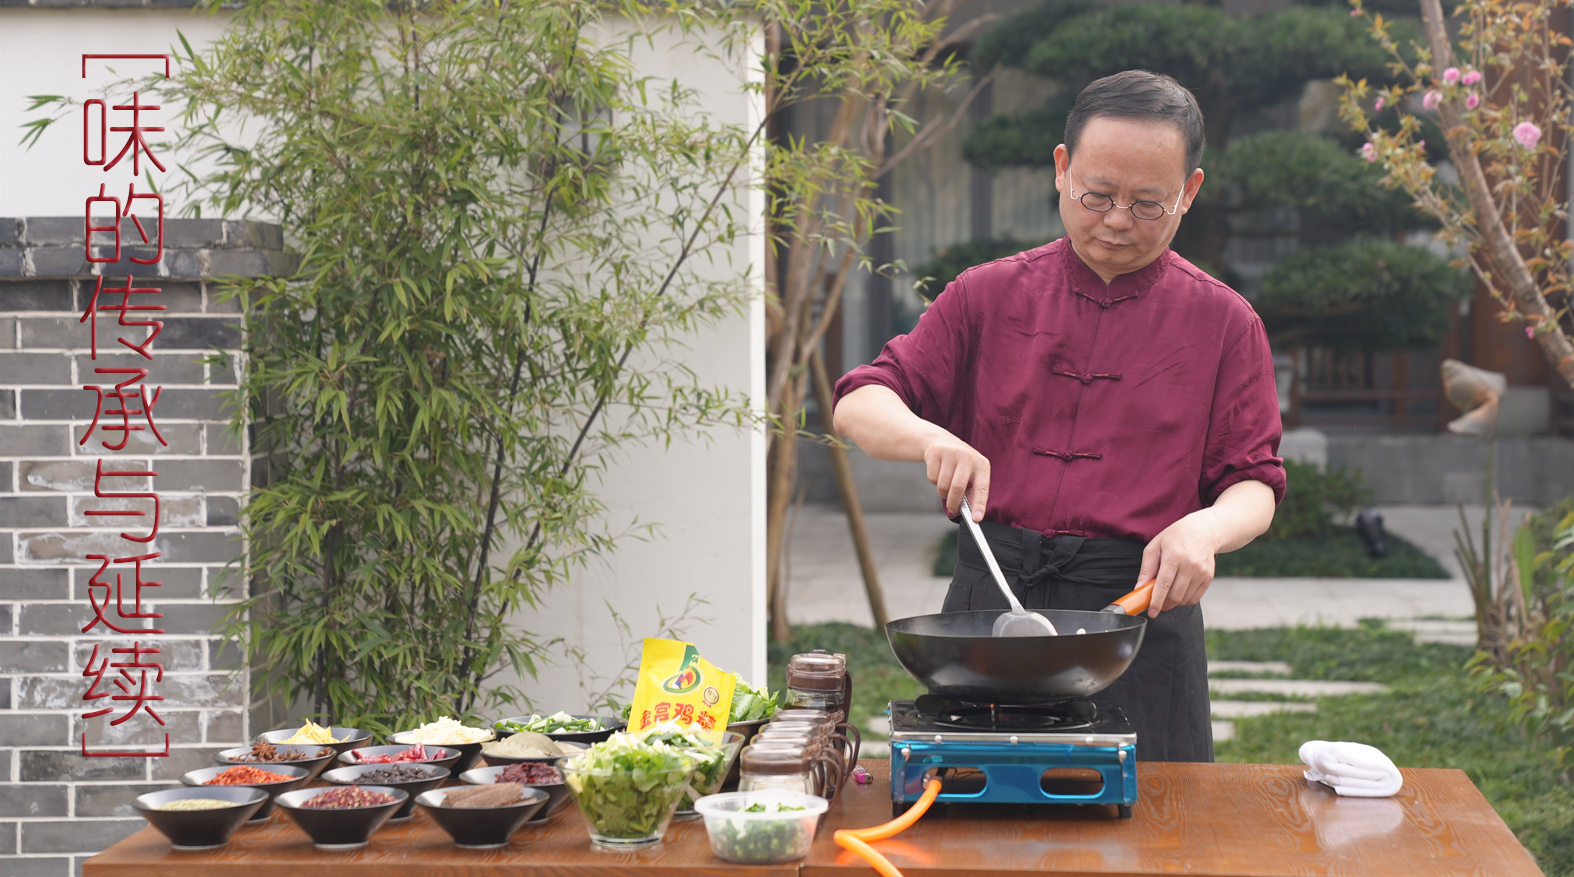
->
[833, 236, 1285, 542]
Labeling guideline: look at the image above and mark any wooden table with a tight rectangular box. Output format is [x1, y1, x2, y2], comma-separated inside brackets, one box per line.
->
[86, 760, 1543, 876]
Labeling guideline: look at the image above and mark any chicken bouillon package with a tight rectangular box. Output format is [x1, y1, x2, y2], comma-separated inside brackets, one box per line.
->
[627, 638, 735, 744]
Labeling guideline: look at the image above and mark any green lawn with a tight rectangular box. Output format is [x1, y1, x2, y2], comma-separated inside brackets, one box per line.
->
[772, 620, 1573, 876]
[931, 528, 1450, 579]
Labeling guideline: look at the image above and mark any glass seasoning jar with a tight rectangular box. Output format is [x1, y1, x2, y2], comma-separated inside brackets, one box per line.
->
[738, 745, 815, 795]
[785, 651, 848, 714]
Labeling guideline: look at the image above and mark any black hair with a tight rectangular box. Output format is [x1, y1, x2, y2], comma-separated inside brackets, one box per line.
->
[1063, 70, 1205, 178]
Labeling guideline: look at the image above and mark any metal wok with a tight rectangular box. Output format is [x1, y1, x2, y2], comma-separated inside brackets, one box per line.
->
[885, 608, 1147, 704]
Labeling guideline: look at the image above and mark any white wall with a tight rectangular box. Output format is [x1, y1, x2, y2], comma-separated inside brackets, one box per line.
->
[1, 6, 768, 715]
[0, 9, 236, 218]
[489, 20, 769, 714]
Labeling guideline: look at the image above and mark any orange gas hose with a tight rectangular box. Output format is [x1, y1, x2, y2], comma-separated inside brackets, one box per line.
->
[833, 777, 943, 877]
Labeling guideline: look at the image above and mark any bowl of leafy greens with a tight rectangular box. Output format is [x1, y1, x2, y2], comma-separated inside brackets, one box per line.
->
[560, 734, 696, 848]
[493, 711, 623, 745]
[631, 725, 746, 818]
[694, 790, 828, 864]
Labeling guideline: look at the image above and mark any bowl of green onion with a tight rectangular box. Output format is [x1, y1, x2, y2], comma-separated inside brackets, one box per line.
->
[493, 711, 624, 745]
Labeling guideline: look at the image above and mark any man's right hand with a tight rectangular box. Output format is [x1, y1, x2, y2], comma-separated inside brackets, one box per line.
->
[834, 384, 992, 521]
[924, 436, 990, 521]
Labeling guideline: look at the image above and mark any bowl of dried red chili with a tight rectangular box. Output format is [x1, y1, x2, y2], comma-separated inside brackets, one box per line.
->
[320, 762, 449, 821]
[134, 787, 268, 850]
[338, 743, 462, 773]
[274, 785, 408, 850]
[459, 762, 570, 822]
[215, 741, 337, 781]
[180, 763, 312, 822]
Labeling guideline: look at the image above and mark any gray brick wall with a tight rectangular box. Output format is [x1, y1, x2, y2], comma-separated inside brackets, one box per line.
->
[0, 217, 290, 876]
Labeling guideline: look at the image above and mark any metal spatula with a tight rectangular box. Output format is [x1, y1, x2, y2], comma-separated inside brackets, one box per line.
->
[958, 496, 1059, 637]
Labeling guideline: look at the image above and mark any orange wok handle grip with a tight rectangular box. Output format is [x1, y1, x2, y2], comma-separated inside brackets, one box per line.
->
[1101, 579, 1156, 616]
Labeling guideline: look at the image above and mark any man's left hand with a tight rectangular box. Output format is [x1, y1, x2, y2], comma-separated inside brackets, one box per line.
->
[1137, 510, 1222, 615]
[1136, 479, 1278, 617]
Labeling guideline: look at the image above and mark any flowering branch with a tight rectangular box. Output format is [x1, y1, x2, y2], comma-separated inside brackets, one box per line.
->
[1339, 0, 1574, 387]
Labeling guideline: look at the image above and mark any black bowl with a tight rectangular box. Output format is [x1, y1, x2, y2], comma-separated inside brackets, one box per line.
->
[477, 740, 587, 768]
[338, 743, 461, 773]
[416, 786, 548, 849]
[180, 763, 311, 822]
[459, 764, 569, 822]
[491, 714, 622, 746]
[274, 785, 407, 850]
[321, 762, 449, 821]
[214, 744, 336, 782]
[388, 730, 493, 774]
[257, 726, 372, 757]
[134, 787, 267, 850]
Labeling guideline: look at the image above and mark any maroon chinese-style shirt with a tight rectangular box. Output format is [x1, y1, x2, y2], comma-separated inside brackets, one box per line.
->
[835, 238, 1285, 543]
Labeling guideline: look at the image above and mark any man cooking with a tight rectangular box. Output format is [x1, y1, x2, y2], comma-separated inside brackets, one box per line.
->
[832, 70, 1285, 762]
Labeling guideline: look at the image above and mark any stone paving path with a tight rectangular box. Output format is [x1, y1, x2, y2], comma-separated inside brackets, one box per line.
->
[1207, 660, 1389, 743]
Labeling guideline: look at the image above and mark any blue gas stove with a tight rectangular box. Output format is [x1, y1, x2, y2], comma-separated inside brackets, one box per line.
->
[888, 696, 1137, 818]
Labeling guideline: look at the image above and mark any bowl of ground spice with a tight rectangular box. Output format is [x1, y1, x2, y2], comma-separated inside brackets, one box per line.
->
[215, 741, 337, 781]
[133, 787, 268, 850]
[459, 762, 569, 823]
[179, 763, 312, 822]
[415, 784, 549, 849]
[320, 762, 450, 821]
[274, 785, 408, 850]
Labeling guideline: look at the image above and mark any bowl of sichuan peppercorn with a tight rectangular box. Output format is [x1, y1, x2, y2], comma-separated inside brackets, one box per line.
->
[321, 762, 450, 821]
[459, 762, 569, 822]
[134, 787, 268, 850]
[274, 785, 408, 850]
[215, 741, 337, 782]
[179, 763, 312, 822]
[415, 784, 549, 849]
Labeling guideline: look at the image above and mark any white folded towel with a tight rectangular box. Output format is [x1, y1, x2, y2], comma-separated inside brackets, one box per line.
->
[1299, 740, 1403, 798]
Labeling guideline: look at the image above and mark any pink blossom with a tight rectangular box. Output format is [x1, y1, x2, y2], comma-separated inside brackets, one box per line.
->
[1416, 140, 1425, 151]
[1423, 90, 1442, 110]
[1513, 121, 1542, 150]
[1375, 97, 1386, 111]
[1443, 67, 1460, 85]
[1462, 70, 1482, 86]
[1350, 7, 1359, 15]
[1526, 326, 1536, 339]
[1465, 93, 1480, 110]
[1360, 142, 1378, 162]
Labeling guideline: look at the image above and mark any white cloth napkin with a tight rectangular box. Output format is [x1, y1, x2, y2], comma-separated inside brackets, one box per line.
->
[1299, 740, 1403, 798]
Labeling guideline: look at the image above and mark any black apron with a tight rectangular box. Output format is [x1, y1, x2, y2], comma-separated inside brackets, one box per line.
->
[942, 519, 1214, 763]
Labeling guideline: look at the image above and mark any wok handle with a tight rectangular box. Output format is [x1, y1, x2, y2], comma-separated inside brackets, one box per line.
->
[1100, 579, 1156, 616]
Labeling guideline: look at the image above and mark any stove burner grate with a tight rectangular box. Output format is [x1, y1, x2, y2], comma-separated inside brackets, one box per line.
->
[914, 695, 1098, 733]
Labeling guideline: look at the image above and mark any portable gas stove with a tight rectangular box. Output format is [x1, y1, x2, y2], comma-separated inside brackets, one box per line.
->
[888, 695, 1137, 818]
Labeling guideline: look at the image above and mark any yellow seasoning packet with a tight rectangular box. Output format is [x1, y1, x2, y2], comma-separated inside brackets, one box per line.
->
[627, 638, 735, 744]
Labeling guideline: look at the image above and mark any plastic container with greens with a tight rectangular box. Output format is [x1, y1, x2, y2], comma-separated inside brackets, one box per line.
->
[633, 724, 746, 817]
[694, 790, 828, 864]
[560, 733, 695, 848]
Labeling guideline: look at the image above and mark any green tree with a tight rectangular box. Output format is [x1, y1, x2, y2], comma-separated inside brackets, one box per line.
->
[956, 0, 1468, 351]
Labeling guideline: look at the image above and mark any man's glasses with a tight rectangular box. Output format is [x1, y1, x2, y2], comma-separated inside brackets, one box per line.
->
[1068, 182, 1185, 221]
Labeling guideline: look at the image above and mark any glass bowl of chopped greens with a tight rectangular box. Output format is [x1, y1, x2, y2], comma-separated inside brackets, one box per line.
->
[631, 725, 746, 818]
[693, 790, 828, 864]
[560, 735, 696, 848]
[493, 711, 624, 745]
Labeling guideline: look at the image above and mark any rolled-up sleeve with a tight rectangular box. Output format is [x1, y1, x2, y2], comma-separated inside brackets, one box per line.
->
[1200, 316, 1286, 505]
[832, 278, 970, 424]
